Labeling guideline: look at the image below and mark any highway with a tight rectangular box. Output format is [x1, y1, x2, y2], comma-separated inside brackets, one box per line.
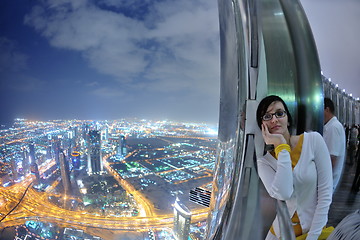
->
[0, 185, 208, 230]
[0, 158, 210, 238]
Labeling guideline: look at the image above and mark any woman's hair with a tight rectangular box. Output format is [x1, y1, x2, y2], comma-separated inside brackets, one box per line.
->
[256, 95, 293, 130]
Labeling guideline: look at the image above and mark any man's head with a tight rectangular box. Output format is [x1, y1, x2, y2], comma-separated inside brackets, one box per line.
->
[324, 97, 335, 124]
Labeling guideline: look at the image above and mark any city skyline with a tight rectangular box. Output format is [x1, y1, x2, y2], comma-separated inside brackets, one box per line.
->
[1, 0, 359, 127]
[0, 118, 215, 239]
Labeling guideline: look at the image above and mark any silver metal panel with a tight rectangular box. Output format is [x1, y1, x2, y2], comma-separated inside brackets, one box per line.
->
[222, 134, 261, 240]
[280, 0, 324, 133]
[258, 0, 297, 110]
[206, 0, 249, 238]
[259, 0, 324, 134]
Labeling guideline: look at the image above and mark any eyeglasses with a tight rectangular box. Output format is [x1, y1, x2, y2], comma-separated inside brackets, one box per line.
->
[262, 110, 287, 121]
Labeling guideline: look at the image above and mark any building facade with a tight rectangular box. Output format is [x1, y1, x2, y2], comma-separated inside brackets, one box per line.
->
[87, 130, 103, 174]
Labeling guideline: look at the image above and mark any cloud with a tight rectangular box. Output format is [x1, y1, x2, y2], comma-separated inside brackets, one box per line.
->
[0, 37, 46, 92]
[23, 0, 220, 96]
[0, 37, 28, 73]
[98, 0, 153, 11]
[143, 1, 220, 95]
[91, 86, 125, 98]
[5, 74, 45, 92]
[85, 81, 100, 87]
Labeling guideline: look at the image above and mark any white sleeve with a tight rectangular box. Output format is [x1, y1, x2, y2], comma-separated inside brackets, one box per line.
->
[306, 133, 333, 240]
[325, 126, 342, 156]
[257, 151, 293, 200]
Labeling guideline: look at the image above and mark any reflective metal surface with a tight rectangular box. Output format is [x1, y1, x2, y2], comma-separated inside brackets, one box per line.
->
[259, 0, 324, 134]
[206, 0, 249, 238]
[276, 200, 295, 240]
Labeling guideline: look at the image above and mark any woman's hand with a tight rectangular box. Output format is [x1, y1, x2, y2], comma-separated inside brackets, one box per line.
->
[261, 123, 287, 147]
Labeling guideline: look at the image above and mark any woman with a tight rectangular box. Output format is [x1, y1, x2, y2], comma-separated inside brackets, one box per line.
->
[256, 95, 332, 240]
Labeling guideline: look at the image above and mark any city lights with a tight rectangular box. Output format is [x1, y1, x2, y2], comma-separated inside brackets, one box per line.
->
[0, 118, 216, 239]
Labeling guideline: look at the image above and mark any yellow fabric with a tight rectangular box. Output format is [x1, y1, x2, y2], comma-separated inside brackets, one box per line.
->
[290, 134, 303, 169]
[275, 144, 291, 159]
[270, 224, 275, 235]
[292, 212, 303, 236]
[295, 226, 335, 240]
[270, 211, 302, 236]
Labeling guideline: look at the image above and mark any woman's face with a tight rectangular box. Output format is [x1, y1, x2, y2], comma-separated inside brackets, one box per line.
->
[262, 101, 289, 135]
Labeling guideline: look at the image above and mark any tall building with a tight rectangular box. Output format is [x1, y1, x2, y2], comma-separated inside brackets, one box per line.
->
[46, 135, 54, 160]
[73, 126, 79, 139]
[10, 157, 18, 182]
[28, 143, 36, 164]
[118, 135, 127, 156]
[71, 151, 81, 170]
[173, 198, 192, 240]
[21, 147, 29, 175]
[65, 129, 76, 155]
[82, 124, 90, 140]
[189, 187, 211, 207]
[30, 162, 40, 185]
[87, 130, 103, 174]
[101, 127, 109, 141]
[53, 139, 61, 165]
[46, 145, 52, 160]
[59, 150, 72, 195]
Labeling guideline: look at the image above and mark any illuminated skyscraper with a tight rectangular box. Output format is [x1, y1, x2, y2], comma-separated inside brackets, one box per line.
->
[87, 130, 103, 174]
[53, 139, 61, 165]
[102, 127, 109, 141]
[10, 157, 18, 182]
[82, 124, 90, 139]
[30, 162, 40, 185]
[118, 135, 127, 156]
[59, 151, 72, 195]
[28, 143, 36, 164]
[71, 151, 81, 170]
[189, 187, 211, 207]
[46, 135, 53, 160]
[173, 198, 191, 240]
[27, 143, 40, 184]
[21, 147, 29, 175]
[46, 145, 52, 160]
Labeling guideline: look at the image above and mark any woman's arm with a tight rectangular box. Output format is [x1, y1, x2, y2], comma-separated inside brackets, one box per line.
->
[257, 151, 294, 200]
[258, 123, 294, 200]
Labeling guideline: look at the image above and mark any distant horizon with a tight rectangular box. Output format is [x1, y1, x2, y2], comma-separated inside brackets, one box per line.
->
[1, 116, 220, 128]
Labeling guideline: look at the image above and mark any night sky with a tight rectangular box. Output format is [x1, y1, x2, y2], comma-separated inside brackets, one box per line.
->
[0, 0, 359, 127]
[301, 0, 360, 98]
